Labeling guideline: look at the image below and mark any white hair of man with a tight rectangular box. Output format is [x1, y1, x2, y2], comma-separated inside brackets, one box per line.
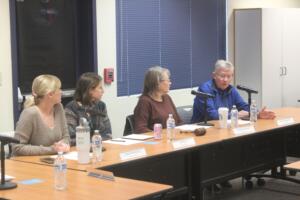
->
[214, 59, 234, 72]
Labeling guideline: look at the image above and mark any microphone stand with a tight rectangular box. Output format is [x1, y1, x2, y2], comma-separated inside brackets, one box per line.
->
[197, 96, 214, 126]
[0, 135, 19, 190]
[241, 91, 255, 121]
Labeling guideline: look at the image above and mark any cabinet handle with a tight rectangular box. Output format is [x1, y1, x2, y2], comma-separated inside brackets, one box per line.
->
[284, 66, 287, 75]
[280, 67, 283, 76]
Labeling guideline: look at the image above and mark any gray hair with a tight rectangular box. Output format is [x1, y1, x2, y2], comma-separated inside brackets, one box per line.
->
[214, 59, 234, 72]
[143, 66, 170, 95]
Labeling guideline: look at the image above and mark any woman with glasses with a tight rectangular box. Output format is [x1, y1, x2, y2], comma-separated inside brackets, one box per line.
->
[133, 66, 182, 133]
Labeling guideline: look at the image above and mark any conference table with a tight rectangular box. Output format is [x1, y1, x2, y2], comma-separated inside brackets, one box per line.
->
[0, 160, 172, 200]
[10, 107, 300, 200]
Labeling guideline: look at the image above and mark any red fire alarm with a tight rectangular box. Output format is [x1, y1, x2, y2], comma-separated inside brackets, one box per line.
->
[104, 68, 114, 84]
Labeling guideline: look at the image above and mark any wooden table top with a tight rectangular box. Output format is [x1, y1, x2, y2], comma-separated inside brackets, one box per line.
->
[284, 161, 300, 171]
[11, 107, 300, 171]
[0, 160, 172, 200]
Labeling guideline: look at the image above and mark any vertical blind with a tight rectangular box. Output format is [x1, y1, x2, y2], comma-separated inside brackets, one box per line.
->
[116, 0, 226, 96]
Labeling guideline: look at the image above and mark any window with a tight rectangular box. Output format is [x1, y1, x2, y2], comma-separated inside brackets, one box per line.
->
[13, 0, 97, 93]
[116, 0, 226, 96]
[10, 0, 97, 122]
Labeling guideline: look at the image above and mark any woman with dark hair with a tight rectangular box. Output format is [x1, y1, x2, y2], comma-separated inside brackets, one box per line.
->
[65, 72, 112, 146]
[134, 66, 182, 133]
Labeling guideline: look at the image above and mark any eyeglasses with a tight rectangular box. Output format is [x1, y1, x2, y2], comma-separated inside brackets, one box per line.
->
[160, 79, 171, 82]
[216, 74, 233, 80]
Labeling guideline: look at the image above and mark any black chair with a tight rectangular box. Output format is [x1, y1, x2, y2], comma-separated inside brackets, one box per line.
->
[176, 105, 193, 124]
[123, 114, 135, 136]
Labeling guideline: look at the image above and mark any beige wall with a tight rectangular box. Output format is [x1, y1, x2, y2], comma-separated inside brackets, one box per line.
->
[1, 0, 300, 135]
[227, 0, 300, 63]
[0, 0, 14, 132]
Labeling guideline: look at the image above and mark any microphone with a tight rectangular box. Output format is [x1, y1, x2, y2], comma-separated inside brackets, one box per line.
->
[191, 90, 215, 98]
[237, 85, 258, 94]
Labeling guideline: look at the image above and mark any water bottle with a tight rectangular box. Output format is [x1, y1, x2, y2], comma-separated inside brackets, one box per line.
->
[166, 114, 176, 142]
[54, 152, 67, 190]
[230, 105, 238, 128]
[76, 118, 90, 164]
[91, 130, 102, 164]
[250, 100, 258, 123]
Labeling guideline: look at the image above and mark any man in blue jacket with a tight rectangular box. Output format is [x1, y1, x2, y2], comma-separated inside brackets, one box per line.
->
[192, 59, 275, 123]
[191, 59, 275, 192]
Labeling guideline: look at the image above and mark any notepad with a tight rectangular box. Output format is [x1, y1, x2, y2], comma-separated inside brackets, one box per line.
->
[122, 134, 153, 140]
[104, 138, 143, 145]
[51, 151, 92, 161]
[175, 124, 211, 132]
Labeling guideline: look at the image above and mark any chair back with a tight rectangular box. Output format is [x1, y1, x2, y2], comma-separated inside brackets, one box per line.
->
[123, 114, 135, 136]
[176, 105, 193, 124]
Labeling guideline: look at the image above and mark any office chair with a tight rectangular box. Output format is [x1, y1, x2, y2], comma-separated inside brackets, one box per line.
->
[176, 105, 193, 124]
[123, 114, 135, 136]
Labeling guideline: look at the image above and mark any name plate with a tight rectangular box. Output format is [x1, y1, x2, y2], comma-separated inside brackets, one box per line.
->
[172, 137, 196, 150]
[277, 117, 295, 126]
[87, 169, 115, 181]
[233, 126, 255, 136]
[120, 148, 147, 161]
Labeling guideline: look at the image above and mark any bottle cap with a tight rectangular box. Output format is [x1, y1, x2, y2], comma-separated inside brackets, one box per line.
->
[79, 118, 87, 126]
[94, 130, 100, 135]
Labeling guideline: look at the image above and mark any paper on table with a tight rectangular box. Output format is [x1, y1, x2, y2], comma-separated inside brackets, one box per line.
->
[0, 174, 15, 181]
[227, 120, 250, 125]
[122, 134, 153, 140]
[103, 138, 143, 145]
[51, 151, 92, 161]
[175, 124, 211, 132]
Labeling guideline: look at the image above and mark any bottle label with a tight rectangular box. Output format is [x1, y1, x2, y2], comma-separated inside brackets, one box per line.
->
[93, 140, 101, 146]
[55, 163, 67, 171]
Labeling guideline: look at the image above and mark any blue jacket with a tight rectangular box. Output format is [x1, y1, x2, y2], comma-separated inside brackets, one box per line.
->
[191, 79, 249, 123]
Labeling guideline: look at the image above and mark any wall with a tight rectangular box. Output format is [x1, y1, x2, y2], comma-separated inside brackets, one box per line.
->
[0, 0, 14, 132]
[1, 0, 300, 136]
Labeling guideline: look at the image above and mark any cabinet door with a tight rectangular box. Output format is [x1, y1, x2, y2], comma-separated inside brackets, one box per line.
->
[235, 9, 263, 107]
[282, 9, 300, 107]
[261, 9, 283, 108]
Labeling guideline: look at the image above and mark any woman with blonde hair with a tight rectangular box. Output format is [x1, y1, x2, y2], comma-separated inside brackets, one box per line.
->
[13, 75, 70, 156]
[134, 66, 182, 133]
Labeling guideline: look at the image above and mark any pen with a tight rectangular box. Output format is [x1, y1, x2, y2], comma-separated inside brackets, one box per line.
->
[111, 139, 126, 142]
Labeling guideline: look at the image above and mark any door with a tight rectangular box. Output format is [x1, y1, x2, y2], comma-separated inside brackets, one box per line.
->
[282, 9, 300, 107]
[261, 9, 283, 109]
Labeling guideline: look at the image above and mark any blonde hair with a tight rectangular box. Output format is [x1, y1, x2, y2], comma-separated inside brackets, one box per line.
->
[24, 75, 61, 108]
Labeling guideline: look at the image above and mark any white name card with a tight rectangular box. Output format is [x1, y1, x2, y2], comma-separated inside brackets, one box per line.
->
[233, 126, 255, 136]
[120, 148, 147, 161]
[172, 137, 196, 150]
[277, 117, 295, 126]
[87, 169, 115, 182]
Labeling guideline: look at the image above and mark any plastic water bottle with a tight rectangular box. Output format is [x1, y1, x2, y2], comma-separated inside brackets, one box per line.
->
[250, 100, 258, 123]
[91, 130, 102, 164]
[230, 105, 238, 128]
[54, 152, 67, 190]
[76, 118, 90, 164]
[166, 114, 176, 142]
